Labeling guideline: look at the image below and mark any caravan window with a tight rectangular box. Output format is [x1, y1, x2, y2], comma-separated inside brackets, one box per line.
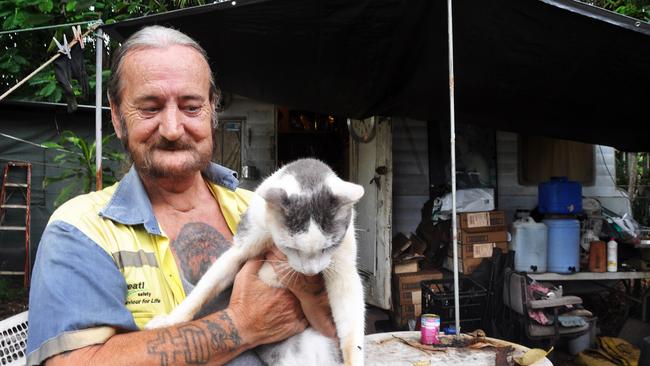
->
[518, 135, 594, 185]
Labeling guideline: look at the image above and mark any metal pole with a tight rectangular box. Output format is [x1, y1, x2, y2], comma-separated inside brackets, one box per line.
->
[446, 0, 461, 338]
[95, 28, 103, 191]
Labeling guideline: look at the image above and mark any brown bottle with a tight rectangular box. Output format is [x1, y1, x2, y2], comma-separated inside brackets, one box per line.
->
[588, 241, 607, 273]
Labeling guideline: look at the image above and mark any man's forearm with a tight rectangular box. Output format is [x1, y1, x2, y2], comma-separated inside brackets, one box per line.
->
[46, 309, 251, 366]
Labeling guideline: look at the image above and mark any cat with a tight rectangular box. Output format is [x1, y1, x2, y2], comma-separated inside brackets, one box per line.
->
[146, 158, 366, 366]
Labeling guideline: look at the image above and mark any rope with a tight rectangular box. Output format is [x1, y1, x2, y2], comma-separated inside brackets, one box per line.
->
[0, 132, 47, 149]
[0, 131, 116, 161]
[0, 20, 98, 36]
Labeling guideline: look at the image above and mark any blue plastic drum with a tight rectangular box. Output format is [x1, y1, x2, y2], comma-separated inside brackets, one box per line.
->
[543, 219, 580, 273]
[538, 177, 582, 214]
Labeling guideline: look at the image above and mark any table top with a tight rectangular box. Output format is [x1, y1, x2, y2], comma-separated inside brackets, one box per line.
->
[527, 271, 650, 281]
[364, 331, 552, 366]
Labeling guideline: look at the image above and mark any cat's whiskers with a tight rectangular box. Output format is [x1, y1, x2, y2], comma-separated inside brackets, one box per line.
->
[289, 269, 301, 287]
[277, 264, 296, 286]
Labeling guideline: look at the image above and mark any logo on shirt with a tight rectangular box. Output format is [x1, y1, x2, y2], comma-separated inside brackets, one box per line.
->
[126, 281, 161, 305]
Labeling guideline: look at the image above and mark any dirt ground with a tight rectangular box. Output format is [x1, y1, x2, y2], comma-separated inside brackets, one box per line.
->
[0, 277, 29, 320]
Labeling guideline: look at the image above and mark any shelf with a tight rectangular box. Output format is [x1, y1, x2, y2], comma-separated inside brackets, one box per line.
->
[527, 271, 650, 281]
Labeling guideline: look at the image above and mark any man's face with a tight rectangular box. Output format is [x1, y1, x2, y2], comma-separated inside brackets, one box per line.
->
[111, 45, 214, 179]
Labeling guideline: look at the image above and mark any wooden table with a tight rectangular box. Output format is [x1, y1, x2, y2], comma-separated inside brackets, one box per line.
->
[364, 331, 552, 366]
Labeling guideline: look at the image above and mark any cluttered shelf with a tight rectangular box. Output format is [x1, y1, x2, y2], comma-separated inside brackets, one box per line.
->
[528, 271, 650, 281]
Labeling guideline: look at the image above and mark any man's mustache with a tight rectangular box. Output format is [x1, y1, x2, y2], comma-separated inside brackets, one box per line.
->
[152, 138, 194, 151]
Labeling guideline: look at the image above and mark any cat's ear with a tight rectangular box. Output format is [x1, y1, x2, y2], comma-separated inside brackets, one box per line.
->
[335, 181, 365, 205]
[260, 187, 289, 208]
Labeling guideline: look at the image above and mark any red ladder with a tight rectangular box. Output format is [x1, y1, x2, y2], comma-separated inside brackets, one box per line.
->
[0, 162, 31, 287]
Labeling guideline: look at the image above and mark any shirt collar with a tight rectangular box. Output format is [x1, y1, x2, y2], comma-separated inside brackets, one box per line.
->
[99, 163, 239, 235]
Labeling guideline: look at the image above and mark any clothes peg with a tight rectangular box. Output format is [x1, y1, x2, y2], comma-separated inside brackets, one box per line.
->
[72, 25, 84, 49]
[53, 34, 72, 59]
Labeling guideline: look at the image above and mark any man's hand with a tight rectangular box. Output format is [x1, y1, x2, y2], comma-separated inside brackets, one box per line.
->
[265, 247, 338, 339]
[227, 256, 308, 348]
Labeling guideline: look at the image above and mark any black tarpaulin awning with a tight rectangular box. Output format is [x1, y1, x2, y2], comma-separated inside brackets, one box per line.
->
[103, 0, 650, 152]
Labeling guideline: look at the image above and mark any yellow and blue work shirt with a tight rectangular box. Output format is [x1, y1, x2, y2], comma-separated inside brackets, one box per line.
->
[26, 163, 253, 365]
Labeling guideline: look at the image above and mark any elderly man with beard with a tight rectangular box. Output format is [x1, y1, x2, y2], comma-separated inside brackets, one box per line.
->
[26, 26, 335, 366]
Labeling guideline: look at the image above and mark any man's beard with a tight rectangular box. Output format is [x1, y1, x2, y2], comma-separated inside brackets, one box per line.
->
[119, 116, 212, 179]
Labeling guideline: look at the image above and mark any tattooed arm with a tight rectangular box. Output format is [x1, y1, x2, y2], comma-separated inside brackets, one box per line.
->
[45, 259, 308, 366]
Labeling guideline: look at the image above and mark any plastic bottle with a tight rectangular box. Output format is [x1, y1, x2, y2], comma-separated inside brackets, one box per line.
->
[607, 238, 618, 272]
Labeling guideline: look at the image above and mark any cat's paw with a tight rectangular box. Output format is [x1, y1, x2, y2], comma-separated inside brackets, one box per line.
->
[145, 314, 184, 329]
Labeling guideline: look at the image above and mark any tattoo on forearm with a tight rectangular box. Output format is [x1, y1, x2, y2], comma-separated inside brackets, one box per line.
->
[147, 324, 210, 365]
[201, 312, 242, 352]
[171, 222, 231, 284]
[146, 313, 241, 365]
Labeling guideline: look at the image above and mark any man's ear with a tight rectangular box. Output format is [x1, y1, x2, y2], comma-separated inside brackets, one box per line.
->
[109, 99, 123, 139]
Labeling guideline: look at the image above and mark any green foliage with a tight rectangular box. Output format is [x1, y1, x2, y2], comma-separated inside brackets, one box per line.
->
[42, 130, 126, 207]
[0, 277, 27, 302]
[0, 0, 207, 103]
[615, 151, 650, 228]
[579, 0, 650, 22]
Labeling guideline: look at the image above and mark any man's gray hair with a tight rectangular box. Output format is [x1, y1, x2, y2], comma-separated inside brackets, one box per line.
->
[107, 25, 219, 108]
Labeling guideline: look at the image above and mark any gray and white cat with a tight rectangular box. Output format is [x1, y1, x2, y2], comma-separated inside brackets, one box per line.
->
[146, 158, 366, 366]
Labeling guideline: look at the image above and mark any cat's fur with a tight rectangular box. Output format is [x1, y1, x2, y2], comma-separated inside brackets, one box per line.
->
[146, 158, 366, 366]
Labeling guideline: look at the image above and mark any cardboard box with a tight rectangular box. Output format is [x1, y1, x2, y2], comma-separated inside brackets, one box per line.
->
[393, 304, 422, 328]
[393, 270, 443, 305]
[458, 229, 508, 245]
[398, 289, 422, 305]
[393, 270, 443, 292]
[448, 242, 509, 259]
[458, 211, 506, 232]
[443, 256, 484, 274]
[393, 260, 419, 274]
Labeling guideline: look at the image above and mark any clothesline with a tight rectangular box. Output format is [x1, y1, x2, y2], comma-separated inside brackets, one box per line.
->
[0, 24, 98, 102]
[0, 20, 98, 36]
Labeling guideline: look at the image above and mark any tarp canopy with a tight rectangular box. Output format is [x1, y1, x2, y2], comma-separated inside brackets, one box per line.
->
[104, 0, 650, 152]
[0, 101, 116, 269]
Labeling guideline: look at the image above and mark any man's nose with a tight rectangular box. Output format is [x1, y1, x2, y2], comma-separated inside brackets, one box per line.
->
[158, 106, 184, 141]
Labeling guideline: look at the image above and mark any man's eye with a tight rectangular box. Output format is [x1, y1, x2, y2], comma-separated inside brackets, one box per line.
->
[141, 107, 159, 113]
[185, 106, 201, 113]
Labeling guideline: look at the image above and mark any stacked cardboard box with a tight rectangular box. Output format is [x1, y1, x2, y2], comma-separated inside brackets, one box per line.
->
[391, 269, 442, 328]
[444, 211, 508, 274]
[392, 233, 427, 274]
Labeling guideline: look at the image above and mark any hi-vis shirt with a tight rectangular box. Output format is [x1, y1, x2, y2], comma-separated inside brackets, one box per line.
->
[26, 163, 253, 366]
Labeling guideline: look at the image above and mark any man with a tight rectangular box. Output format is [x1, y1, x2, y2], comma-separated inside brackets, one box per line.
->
[26, 26, 335, 366]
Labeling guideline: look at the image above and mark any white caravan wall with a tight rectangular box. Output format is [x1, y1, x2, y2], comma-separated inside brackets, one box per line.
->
[497, 131, 630, 223]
